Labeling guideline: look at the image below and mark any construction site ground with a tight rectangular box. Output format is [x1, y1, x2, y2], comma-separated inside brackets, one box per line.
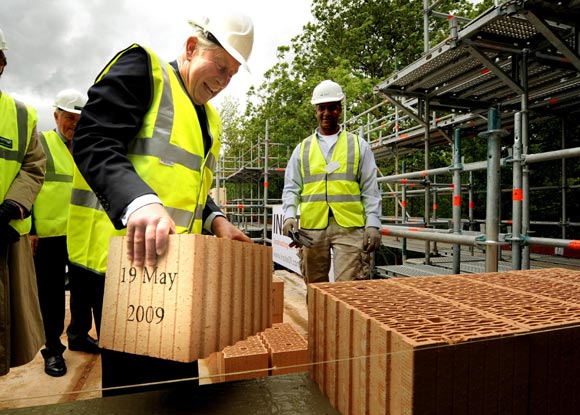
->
[0, 269, 310, 412]
[1, 244, 579, 413]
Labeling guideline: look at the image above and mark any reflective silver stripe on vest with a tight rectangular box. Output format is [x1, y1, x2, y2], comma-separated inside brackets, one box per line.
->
[301, 133, 357, 184]
[1, 100, 31, 163]
[128, 61, 204, 173]
[15, 100, 29, 163]
[165, 206, 195, 229]
[301, 194, 361, 203]
[0, 100, 28, 162]
[71, 188, 196, 229]
[205, 152, 217, 174]
[39, 132, 72, 183]
[301, 136, 321, 184]
[70, 188, 105, 211]
[193, 204, 204, 226]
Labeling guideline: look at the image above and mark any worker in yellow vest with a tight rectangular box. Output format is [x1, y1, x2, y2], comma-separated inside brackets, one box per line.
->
[0, 27, 46, 376]
[282, 80, 382, 285]
[30, 89, 89, 377]
[67, 12, 254, 395]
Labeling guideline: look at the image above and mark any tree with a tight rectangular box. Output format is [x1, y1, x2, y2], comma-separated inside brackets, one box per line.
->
[221, 0, 495, 201]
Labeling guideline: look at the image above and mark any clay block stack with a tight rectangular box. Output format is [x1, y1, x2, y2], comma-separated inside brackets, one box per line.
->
[259, 323, 309, 375]
[207, 323, 308, 383]
[221, 335, 270, 382]
[272, 275, 285, 324]
[100, 234, 272, 362]
[308, 268, 580, 415]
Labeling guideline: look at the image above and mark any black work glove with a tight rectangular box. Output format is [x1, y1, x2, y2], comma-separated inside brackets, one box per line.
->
[363, 227, 382, 252]
[0, 223, 20, 244]
[0, 200, 22, 225]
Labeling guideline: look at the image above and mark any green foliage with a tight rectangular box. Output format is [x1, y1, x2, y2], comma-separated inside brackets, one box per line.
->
[229, 0, 479, 187]
[215, 0, 580, 241]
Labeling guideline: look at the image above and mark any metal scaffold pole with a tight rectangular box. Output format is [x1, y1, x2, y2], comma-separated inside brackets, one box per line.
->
[561, 117, 568, 241]
[451, 128, 463, 274]
[479, 108, 508, 272]
[402, 161, 407, 264]
[510, 112, 523, 270]
[423, 98, 431, 265]
[520, 51, 531, 269]
[263, 120, 269, 245]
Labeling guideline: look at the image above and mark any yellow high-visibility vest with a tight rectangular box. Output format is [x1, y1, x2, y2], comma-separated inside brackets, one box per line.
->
[299, 131, 364, 229]
[0, 92, 38, 235]
[67, 44, 222, 274]
[33, 130, 73, 237]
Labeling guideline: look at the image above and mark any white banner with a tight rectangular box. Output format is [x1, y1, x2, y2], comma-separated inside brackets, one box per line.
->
[271, 205, 301, 275]
[271, 205, 334, 280]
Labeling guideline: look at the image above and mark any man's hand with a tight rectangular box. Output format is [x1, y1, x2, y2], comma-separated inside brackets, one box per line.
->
[363, 227, 382, 252]
[126, 203, 176, 267]
[212, 216, 252, 243]
[282, 218, 298, 237]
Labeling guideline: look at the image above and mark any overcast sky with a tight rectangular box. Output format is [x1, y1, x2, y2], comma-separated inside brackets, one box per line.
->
[0, 0, 313, 131]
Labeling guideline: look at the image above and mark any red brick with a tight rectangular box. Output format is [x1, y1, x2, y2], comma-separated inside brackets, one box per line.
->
[272, 275, 284, 323]
[308, 269, 580, 414]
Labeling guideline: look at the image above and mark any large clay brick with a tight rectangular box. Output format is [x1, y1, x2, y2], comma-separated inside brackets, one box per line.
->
[309, 272, 559, 415]
[368, 319, 390, 415]
[351, 309, 371, 414]
[336, 303, 354, 415]
[464, 270, 580, 306]
[259, 323, 308, 375]
[272, 275, 284, 323]
[100, 234, 272, 362]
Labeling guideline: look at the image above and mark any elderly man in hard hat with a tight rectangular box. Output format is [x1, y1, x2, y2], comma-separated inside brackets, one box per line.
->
[282, 80, 382, 286]
[0, 27, 46, 376]
[30, 89, 90, 377]
[67, 12, 254, 394]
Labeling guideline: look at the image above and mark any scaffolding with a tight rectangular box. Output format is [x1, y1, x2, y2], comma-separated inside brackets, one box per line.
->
[216, 0, 580, 277]
[215, 120, 290, 242]
[368, 0, 580, 275]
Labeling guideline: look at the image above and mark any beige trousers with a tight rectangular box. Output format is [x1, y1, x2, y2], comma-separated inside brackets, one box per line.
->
[298, 217, 371, 284]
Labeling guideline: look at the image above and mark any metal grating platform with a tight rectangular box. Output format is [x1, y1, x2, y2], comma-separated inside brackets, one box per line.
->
[377, 264, 457, 278]
[225, 167, 286, 183]
[371, 0, 580, 155]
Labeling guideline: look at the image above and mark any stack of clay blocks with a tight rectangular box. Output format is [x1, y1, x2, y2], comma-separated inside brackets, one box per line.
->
[101, 234, 272, 362]
[308, 268, 580, 415]
[259, 323, 309, 375]
[221, 334, 270, 382]
[208, 323, 308, 383]
[272, 275, 285, 323]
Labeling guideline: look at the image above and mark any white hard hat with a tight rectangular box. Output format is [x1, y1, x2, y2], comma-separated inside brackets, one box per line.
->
[54, 89, 87, 114]
[0, 28, 7, 51]
[189, 12, 254, 72]
[311, 80, 345, 105]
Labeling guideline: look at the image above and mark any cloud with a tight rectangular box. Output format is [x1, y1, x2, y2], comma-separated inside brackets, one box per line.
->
[1, 0, 312, 131]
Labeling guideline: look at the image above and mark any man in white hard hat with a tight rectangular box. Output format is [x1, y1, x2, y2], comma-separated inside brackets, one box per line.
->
[0, 27, 46, 376]
[282, 80, 382, 287]
[30, 89, 91, 377]
[67, 12, 255, 394]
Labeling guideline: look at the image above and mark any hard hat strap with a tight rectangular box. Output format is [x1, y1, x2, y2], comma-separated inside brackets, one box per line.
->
[204, 31, 223, 49]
